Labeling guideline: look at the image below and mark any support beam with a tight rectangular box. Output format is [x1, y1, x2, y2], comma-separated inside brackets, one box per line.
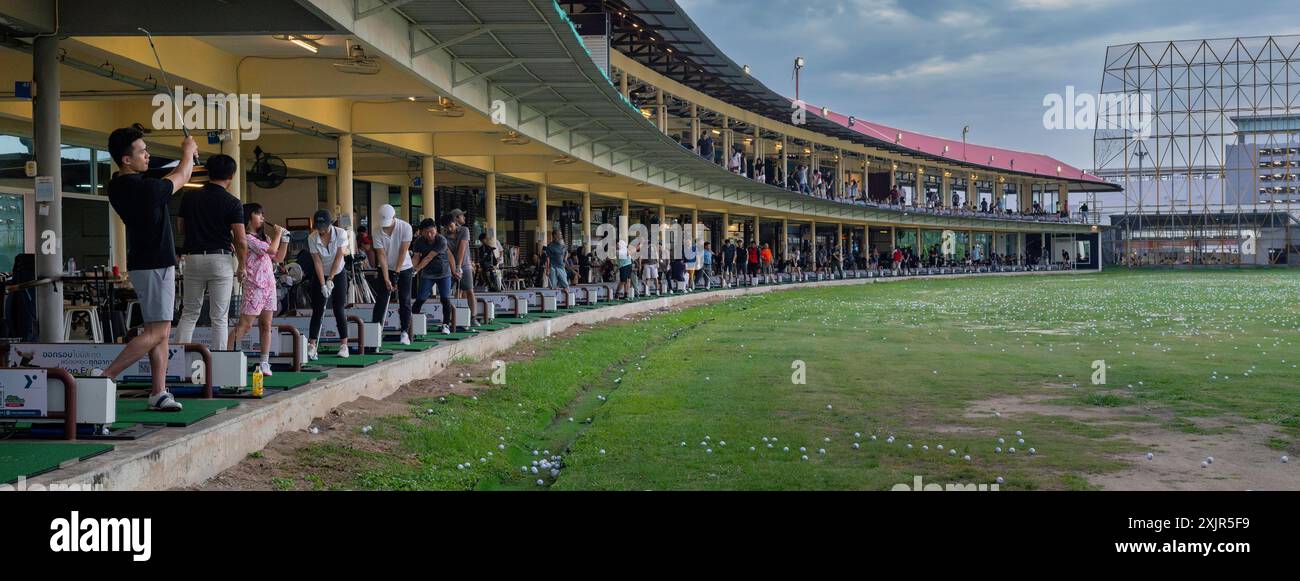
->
[220, 114, 243, 201]
[485, 172, 498, 243]
[658, 204, 667, 259]
[421, 154, 435, 220]
[537, 184, 549, 247]
[34, 36, 64, 341]
[338, 134, 355, 252]
[810, 220, 817, 266]
[582, 189, 592, 253]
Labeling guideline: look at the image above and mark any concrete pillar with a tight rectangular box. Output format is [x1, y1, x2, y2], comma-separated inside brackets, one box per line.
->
[690, 103, 699, 152]
[836, 149, 844, 197]
[722, 211, 730, 244]
[860, 226, 869, 260]
[620, 70, 630, 99]
[656, 89, 666, 134]
[1059, 183, 1070, 216]
[621, 197, 630, 246]
[421, 155, 436, 220]
[338, 134, 355, 252]
[691, 207, 699, 250]
[781, 218, 789, 260]
[33, 36, 64, 341]
[536, 184, 548, 246]
[723, 117, 732, 165]
[485, 172, 497, 242]
[809, 220, 817, 263]
[220, 113, 243, 201]
[658, 204, 667, 258]
[811, 148, 820, 187]
[780, 135, 789, 188]
[837, 223, 844, 257]
[582, 189, 592, 253]
[754, 215, 761, 249]
[940, 171, 950, 208]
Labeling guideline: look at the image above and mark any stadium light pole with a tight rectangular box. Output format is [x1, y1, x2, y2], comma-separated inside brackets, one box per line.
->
[961, 125, 970, 161]
[793, 56, 805, 101]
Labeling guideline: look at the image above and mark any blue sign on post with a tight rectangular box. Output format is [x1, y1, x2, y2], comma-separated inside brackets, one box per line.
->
[207, 131, 222, 145]
[14, 81, 32, 99]
[327, 158, 338, 170]
[412, 177, 422, 188]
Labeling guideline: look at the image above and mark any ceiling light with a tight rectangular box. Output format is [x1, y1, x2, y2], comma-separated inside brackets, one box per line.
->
[274, 35, 322, 54]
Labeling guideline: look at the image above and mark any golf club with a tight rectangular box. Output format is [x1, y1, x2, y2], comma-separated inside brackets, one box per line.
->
[139, 27, 200, 166]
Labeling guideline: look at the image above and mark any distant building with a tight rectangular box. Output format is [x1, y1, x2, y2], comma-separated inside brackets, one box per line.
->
[1224, 114, 1300, 206]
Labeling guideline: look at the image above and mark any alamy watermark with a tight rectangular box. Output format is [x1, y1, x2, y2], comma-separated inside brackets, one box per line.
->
[892, 475, 1001, 492]
[1043, 85, 1151, 142]
[151, 86, 262, 140]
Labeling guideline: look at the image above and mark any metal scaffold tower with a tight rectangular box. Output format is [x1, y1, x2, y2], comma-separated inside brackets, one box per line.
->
[1093, 35, 1300, 266]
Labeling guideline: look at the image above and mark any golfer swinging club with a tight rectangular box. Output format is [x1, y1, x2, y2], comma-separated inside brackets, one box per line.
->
[99, 126, 198, 411]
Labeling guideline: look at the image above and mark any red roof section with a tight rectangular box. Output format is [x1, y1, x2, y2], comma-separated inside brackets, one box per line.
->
[801, 100, 1109, 185]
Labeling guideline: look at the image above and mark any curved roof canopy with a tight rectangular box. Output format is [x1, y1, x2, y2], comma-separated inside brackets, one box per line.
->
[600, 0, 1116, 191]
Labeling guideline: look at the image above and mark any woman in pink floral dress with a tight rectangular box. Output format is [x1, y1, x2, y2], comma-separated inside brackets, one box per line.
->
[227, 203, 289, 376]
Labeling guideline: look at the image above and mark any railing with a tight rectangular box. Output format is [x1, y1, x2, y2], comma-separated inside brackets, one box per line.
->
[690, 148, 1092, 226]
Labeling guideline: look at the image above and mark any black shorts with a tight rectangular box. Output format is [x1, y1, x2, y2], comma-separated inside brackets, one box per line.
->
[619, 264, 633, 280]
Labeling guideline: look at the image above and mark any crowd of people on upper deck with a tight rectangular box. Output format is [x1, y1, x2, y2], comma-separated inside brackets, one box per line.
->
[675, 130, 1089, 224]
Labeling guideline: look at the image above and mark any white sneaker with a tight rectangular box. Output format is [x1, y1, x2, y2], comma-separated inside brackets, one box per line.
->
[441, 325, 451, 335]
[259, 361, 274, 377]
[148, 391, 183, 412]
[337, 344, 350, 358]
[307, 343, 319, 361]
[399, 332, 411, 346]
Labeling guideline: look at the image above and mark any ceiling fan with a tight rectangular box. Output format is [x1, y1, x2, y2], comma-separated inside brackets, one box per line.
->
[426, 96, 465, 117]
[500, 130, 531, 146]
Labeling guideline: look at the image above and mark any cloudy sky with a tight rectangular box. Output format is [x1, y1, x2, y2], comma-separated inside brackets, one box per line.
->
[676, 0, 1300, 169]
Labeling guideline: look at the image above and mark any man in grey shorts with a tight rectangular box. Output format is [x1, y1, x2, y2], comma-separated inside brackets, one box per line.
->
[99, 127, 198, 411]
[450, 209, 477, 326]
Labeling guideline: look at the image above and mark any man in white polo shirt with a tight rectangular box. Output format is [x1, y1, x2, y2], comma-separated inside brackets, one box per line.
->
[371, 204, 414, 345]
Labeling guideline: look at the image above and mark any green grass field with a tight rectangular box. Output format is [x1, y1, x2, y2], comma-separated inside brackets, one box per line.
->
[252, 269, 1300, 491]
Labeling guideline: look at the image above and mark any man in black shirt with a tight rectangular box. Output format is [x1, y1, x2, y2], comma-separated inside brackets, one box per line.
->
[411, 217, 456, 333]
[99, 127, 198, 411]
[176, 154, 246, 350]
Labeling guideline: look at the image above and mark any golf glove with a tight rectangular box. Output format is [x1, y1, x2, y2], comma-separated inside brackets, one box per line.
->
[321, 280, 334, 298]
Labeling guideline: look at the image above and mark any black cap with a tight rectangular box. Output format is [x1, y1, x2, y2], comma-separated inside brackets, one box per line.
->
[313, 209, 333, 228]
[418, 218, 435, 230]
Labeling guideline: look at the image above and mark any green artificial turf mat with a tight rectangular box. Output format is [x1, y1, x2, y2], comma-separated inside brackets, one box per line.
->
[0, 442, 115, 484]
[112, 398, 240, 428]
[312, 353, 393, 367]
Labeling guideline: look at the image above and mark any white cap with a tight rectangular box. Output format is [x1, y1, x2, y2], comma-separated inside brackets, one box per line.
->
[379, 204, 396, 227]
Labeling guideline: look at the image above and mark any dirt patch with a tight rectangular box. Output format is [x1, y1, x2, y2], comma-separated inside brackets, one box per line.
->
[964, 392, 1147, 424]
[1091, 422, 1295, 491]
[961, 392, 1297, 490]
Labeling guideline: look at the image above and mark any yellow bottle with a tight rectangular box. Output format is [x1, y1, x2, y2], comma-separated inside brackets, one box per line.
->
[252, 367, 264, 397]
